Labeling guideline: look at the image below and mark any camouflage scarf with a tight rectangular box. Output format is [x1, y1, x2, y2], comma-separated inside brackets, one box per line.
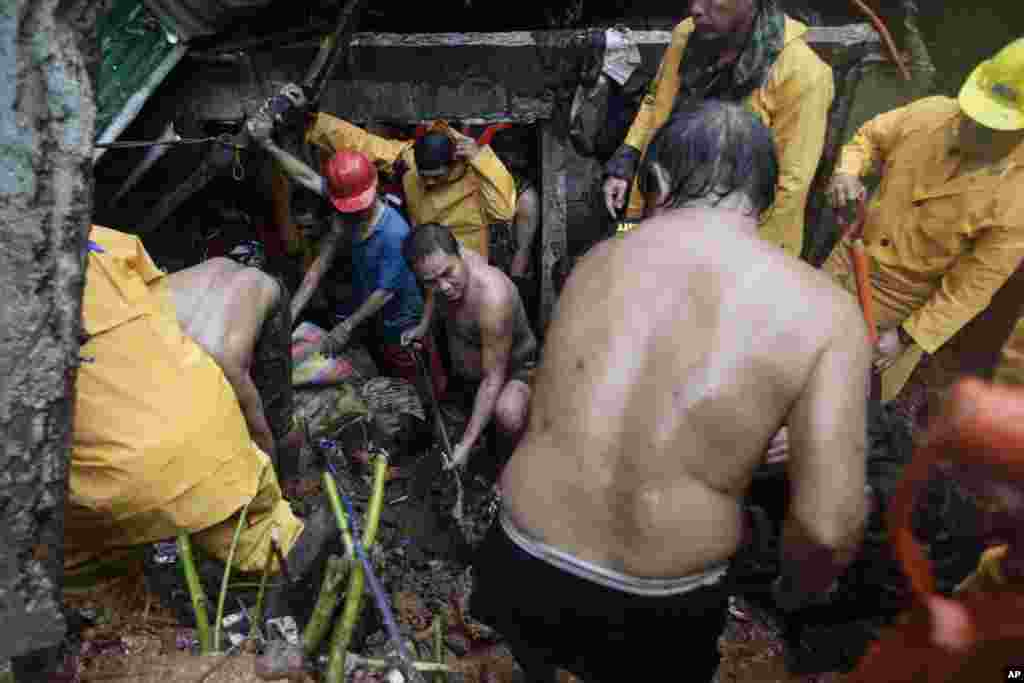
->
[676, 0, 786, 104]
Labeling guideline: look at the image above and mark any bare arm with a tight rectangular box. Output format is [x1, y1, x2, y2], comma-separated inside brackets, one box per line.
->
[511, 188, 540, 278]
[222, 363, 275, 456]
[169, 263, 281, 458]
[346, 289, 394, 330]
[260, 138, 325, 197]
[456, 284, 515, 460]
[290, 226, 343, 321]
[402, 285, 436, 345]
[778, 310, 872, 607]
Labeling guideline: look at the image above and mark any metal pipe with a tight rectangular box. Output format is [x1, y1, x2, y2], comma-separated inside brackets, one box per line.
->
[93, 42, 188, 163]
[107, 121, 180, 208]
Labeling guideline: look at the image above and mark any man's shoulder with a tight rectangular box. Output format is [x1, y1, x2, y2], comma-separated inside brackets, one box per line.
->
[901, 95, 961, 122]
[472, 258, 521, 315]
[876, 96, 960, 142]
[376, 205, 413, 241]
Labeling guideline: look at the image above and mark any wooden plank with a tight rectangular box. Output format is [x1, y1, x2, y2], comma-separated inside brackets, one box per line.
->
[539, 123, 569, 332]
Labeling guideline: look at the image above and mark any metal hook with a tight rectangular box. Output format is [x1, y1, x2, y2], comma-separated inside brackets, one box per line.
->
[232, 145, 245, 181]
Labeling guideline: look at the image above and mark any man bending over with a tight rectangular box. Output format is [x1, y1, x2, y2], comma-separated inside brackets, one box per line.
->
[472, 100, 871, 682]
[402, 224, 537, 472]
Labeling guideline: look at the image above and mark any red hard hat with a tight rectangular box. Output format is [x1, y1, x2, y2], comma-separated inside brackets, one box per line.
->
[323, 150, 377, 213]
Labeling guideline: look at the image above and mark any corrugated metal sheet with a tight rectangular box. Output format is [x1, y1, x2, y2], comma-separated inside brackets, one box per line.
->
[95, 0, 183, 142]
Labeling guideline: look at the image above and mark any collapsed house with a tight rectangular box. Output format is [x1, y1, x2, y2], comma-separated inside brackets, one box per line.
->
[5, 0, 1024, 676]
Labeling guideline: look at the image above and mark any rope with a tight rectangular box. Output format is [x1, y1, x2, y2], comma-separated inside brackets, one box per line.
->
[94, 133, 240, 150]
[327, 458, 415, 667]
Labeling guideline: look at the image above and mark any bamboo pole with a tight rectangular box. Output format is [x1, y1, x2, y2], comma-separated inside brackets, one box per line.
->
[302, 554, 352, 656]
[177, 533, 212, 654]
[433, 614, 446, 683]
[213, 499, 254, 652]
[324, 454, 388, 683]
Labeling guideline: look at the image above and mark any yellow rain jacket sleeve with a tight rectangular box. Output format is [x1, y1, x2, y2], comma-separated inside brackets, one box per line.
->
[835, 97, 1024, 356]
[622, 17, 834, 256]
[305, 112, 411, 173]
[955, 545, 1021, 595]
[995, 316, 1024, 385]
[306, 112, 516, 259]
[67, 227, 302, 572]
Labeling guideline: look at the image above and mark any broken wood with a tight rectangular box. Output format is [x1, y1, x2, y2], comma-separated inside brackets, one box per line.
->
[347, 655, 454, 674]
[303, 0, 370, 108]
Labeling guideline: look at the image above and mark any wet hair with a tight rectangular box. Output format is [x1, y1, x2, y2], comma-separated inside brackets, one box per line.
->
[402, 222, 461, 268]
[413, 133, 454, 173]
[638, 99, 778, 214]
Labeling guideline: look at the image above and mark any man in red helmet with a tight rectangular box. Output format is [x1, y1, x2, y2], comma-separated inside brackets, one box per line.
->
[249, 114, 444, 389]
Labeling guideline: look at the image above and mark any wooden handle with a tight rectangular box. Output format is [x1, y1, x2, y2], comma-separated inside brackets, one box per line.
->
[849, 238, 879, 345]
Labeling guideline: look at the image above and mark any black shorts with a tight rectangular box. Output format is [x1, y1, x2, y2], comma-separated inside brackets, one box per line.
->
[470, 522, 729, 682]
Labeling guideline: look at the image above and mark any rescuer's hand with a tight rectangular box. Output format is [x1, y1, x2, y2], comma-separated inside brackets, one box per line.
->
[246, 110, 274, 143]
[451, 128, 481, 162]
[827, 173, 867, 209]
[603, 175, 629, 219]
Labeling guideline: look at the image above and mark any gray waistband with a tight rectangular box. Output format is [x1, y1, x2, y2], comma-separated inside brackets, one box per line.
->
[499, 510, 728, 597]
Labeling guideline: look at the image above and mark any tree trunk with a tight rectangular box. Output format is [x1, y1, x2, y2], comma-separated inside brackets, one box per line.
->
[0, 0, 106, 675]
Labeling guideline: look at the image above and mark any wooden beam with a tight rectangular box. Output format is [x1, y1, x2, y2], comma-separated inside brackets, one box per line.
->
[539, 122, 569, 332]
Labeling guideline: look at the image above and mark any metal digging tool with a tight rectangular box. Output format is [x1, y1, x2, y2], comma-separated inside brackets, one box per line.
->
[408, 341, 464, 522]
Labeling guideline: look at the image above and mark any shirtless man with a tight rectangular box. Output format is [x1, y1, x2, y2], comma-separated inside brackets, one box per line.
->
[401, 223, 537, 471]
[166, 258, 291, 464]
[472, 100, 871, 682]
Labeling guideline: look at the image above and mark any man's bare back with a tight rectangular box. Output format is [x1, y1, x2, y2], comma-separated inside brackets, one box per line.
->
[502, 207, 871, 579]
[167, 257, 282, 457]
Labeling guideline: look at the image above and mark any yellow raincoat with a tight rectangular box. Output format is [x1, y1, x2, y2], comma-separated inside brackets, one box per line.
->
[306, 113, 517, 261]
[622, 16, 834, 256]
[995, 318, 1024, 386]
[824, 97, 1024, 401]
[66, 226, 303, 572]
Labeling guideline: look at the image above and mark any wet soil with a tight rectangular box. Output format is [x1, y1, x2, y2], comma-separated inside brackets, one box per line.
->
[51, 441, 858, 683]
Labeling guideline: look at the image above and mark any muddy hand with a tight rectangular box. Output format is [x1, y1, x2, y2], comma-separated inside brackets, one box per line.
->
[874, 328, 907, 373]
[827, 173, 866, 210]
[603, 176, 629, 219]
[280, 83, 308, 110]
[446, 442, 471, 470]
[247, 110, 274, 143]
[451, 128, 481, 161]
[401, 326, 426, 348]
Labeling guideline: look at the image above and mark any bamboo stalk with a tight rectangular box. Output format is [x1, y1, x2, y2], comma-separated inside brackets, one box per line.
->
[177, 532, 212, 654]
[347, 655, 454, 674]
[322, 471, 357, 558]
[250, 534, 277, 641]
[324, 454, 389, 683]
[302, 554, 352, 656]
[433, 613, 446, 683]
[213, 475, 260, 652]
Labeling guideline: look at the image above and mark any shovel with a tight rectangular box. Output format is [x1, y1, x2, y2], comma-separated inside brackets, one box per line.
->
[407, 341, 464, 521]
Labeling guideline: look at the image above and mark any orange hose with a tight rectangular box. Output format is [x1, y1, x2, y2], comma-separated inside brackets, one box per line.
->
[850, 238, 879, 345]
[849, 0, 912, 82]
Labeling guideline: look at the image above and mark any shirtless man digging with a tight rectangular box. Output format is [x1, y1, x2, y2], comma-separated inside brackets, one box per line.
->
[401, 223, 538, 473]
[471, 100, 872, 682]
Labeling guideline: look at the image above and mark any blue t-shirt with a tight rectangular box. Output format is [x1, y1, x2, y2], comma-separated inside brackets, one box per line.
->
[350, 205, 424, 343]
